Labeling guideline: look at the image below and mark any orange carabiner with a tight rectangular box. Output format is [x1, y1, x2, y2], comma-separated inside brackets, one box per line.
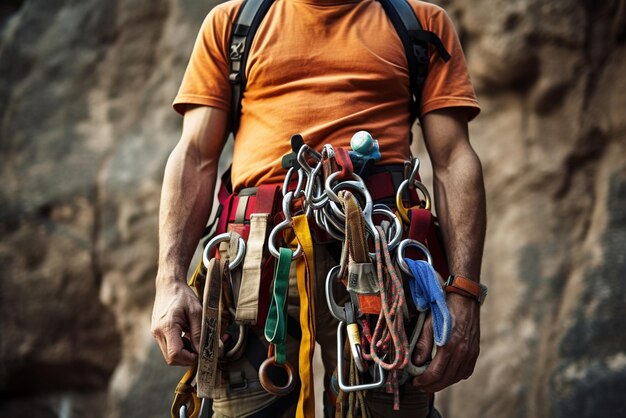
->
[171, 367, 202, 418]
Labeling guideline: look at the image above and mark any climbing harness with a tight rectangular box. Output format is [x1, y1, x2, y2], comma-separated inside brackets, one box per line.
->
[171, 133, 488, 417]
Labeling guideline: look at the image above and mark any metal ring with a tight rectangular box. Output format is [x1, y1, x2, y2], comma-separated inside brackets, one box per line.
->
[395, 179, 432, 224]
[224, 322, 247, 359]
[268, 220, 303, 260]
[258, 357, 296, 396]
[324, 172, 368, 204]
[202, 233, 247, 271]
[372, 204, 403, 251]
[396, 239, 433, 275]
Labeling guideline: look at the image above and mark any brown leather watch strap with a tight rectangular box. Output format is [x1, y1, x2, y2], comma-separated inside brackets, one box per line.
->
[445, 275, 488, 305]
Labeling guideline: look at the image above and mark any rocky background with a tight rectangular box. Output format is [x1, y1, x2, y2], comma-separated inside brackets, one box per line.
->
[0, 0, 624, 417]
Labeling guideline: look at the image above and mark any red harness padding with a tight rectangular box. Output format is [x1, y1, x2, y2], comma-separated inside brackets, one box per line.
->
[213, 183, 283, 328]
[407, 208, 449, 278]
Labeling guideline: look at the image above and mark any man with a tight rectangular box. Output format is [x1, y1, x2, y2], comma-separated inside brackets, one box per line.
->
[151, 0, 486, 416]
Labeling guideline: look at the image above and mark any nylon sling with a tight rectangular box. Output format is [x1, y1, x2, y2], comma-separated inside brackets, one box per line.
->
[264, 247, 292, 364]
[197, 257, 226, 399]
[292, 213, 317, 418]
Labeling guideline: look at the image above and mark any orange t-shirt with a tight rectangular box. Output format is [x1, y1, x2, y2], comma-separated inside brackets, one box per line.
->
[174, 0, 479, 191]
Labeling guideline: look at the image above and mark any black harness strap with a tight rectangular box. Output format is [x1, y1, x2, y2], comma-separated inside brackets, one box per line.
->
[378, 0, 450, 124]
[229, 0, 275, 134]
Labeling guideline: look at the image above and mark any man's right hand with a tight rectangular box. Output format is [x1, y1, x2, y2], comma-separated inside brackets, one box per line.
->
[151, 280, 203, 366]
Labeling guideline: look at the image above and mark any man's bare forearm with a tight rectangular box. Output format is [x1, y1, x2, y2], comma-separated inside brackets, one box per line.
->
[432, 146, 486, 282]
[157, 142, 217, 284]
[156, 107, 228, 287]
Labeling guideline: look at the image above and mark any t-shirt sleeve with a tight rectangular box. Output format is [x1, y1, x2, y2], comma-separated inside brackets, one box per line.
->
[172, 5, 234, 115]
[420, 6, 480, 121]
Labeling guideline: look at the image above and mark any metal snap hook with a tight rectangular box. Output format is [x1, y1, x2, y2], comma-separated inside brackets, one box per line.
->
[336, 322, 386, 392]
[283, 167, 306, 199]
[258, 356, 297, 396]
[202, 232, 247, 271]
[395, 179, 432, 224]
[325, 265, 347, 321]
[372, 204, 402, 251]
[296, 144, 322, 175]
[405, 311, 430, 376]
[396, 239, 433, 275]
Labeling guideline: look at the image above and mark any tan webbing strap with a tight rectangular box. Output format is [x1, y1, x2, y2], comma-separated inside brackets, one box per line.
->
[235, 195, 250, 224]
[292, 214, 317, 418]
[197, 258, 226, 399]
[236, 213, 270, 324]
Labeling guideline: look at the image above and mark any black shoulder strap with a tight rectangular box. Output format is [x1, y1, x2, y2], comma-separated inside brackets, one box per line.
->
[228, 0, 451, 132]
[229, 0, 275, 134]
[378, 0, 451, 123]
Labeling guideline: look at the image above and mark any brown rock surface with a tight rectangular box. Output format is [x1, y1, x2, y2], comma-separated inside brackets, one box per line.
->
[1, 0, 624, 417]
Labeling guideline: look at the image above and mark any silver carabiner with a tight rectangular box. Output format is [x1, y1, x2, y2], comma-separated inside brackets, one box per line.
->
[336, 322, 386, 392]
[405, 311, 430, 376]
[396, 239, 433, 275]
[267, 219, 303, 260]
[325, 265, 347, 321]
[372, 204, 402, 251]
[296, 144, 322, 175]
[202, 232, 246, 271]
[283, 167, 306, 199]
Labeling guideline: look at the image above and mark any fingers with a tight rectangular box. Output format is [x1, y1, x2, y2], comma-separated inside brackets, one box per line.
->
[154, 325, 198, 366]
[151, 285, 202, 366]
[187, 302, 203, 355]
[413, 313, 434, 365]
[412, 295, 481, 392]
[412, 343, 451, 390]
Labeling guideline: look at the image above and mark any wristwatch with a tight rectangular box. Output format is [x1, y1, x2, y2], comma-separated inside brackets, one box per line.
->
[444, 275, 488, 305]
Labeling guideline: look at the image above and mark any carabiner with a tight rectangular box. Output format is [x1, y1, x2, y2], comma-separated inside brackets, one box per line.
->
[405, 311, 430, 376]
[395, 179, 432, 224]
[202, 232, 246, 271]
[344, 302, 367, 373]
[396, 239, 433, 276]
[268, 219, 303, 260]
[336, 322, 386, 392]
[372, 204, 402, 251]
[325, 265, 347, 321]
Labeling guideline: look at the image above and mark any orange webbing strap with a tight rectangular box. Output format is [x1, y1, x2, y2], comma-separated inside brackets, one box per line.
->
[291, 214, 317, 418]
[197, 258, 226, 398]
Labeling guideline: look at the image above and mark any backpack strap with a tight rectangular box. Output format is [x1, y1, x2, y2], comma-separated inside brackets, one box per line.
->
[378, 0, 451, 124]
[229, 0, 276, 134]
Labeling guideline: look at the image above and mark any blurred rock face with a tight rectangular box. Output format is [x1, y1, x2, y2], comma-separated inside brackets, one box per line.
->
[0, 0, 624, 417]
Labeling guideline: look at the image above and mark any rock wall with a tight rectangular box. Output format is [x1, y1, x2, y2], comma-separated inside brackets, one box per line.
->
[0, 0, 624, 417]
